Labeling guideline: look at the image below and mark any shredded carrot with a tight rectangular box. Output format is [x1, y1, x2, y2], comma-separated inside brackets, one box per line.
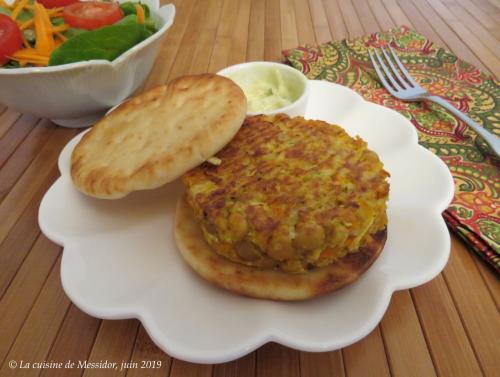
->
[10, 47, 39, 56]
[33, 2, 55, 57]
[10, 57, 49, 64]
[54, 32, 67, 42]
[135, 4, 145, 24]
[9, 48, 50, 65]
[11, 0, 29, 20]
[19, 18, 34, 30]
[51, 24, 69, 33]
[18, 7, 63, 30]
[24, 5, 64, 13]
[47, 7, 64, 15]
[24, 4, 62, 11]
[49, 12, 64, 18]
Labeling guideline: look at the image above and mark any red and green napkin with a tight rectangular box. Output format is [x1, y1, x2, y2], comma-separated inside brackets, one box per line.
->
[283, 26, 499, 274]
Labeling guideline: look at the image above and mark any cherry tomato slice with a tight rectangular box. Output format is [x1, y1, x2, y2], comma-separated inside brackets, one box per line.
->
[37, 0, 79, 9]
[0, 14, 23, 66]
[63, 2, 123, 30]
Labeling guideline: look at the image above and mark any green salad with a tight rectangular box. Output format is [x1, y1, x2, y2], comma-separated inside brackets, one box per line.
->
[0, 0, 158, 67]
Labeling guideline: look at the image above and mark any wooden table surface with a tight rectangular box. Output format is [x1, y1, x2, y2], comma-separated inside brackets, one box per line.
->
[1, 0, 499, 376]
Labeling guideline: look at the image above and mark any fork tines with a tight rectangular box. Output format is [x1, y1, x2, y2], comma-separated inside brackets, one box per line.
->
[369, 46, 417, 94]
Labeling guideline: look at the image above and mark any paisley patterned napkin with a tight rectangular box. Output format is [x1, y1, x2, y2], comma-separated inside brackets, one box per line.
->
[282, 26, 499, 274]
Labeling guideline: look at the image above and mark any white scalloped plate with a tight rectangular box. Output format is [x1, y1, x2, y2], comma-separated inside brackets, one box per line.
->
[39, 80, 454, 364]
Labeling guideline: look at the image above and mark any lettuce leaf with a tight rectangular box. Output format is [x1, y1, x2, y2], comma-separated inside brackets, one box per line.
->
[49, 23, 153, 66]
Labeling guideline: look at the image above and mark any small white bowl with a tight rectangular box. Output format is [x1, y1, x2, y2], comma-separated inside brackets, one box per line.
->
[0, 0, 175, 128]
[218, 61, 309, 117]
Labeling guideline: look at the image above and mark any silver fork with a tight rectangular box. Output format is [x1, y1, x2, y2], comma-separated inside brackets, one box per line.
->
[369, 46, 500, 158]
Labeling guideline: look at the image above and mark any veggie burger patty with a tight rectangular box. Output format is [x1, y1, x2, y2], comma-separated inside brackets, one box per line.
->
[182, 114, 390, 273]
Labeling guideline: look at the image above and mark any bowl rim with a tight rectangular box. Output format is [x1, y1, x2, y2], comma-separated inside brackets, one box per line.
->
[0, 2, 175, 76]
[217, 61, 310, 116]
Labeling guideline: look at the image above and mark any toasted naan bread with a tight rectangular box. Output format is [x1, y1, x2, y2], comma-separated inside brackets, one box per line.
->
[71, 74, 247, 199]
[174, 198, 387, 301]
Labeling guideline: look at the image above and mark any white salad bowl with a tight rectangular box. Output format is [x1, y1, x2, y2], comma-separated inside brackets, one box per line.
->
[0, 0, 175, 128]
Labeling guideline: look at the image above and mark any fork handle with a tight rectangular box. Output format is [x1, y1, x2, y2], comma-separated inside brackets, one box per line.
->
[426, 95, 500, 158]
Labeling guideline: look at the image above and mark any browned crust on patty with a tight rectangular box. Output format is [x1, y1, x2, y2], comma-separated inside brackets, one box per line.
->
[175, 198, 387, 301]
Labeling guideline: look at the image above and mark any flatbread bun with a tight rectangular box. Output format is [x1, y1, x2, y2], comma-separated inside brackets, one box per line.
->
[175, 198, 387, 301]
[71, 74, 247, 199]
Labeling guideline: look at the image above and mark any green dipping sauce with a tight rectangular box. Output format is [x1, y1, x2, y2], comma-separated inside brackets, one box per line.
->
[226, 67, 304, 113]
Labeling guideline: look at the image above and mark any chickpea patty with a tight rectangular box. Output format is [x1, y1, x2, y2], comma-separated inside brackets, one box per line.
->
[182, 114, 389, 273]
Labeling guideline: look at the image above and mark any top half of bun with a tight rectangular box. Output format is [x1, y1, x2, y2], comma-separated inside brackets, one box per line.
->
[71, 74, 247, 199]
